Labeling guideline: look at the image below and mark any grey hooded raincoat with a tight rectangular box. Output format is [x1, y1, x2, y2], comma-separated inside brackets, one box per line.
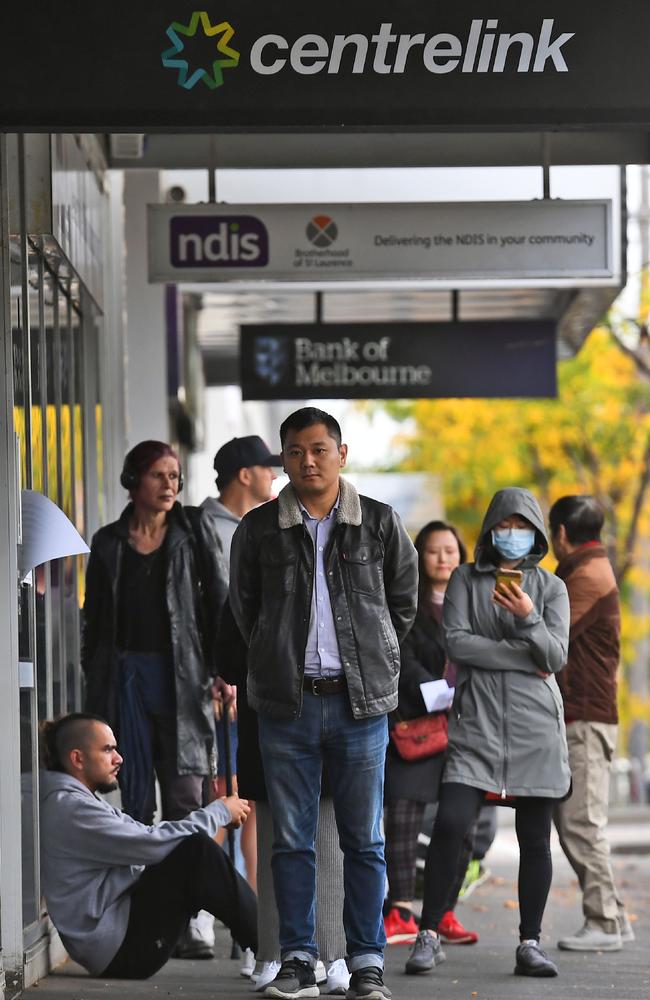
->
[442, 488, 571, 799]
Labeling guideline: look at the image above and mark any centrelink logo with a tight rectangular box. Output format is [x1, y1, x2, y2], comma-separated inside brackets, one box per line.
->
[162, 17, 575, 89]
[161, 11, 239, 89]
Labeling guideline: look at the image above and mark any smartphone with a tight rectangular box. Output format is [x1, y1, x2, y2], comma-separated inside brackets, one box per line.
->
[495, 568, 523, 592]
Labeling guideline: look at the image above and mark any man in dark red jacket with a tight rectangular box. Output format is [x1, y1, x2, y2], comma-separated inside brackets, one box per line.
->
[549, 495, 633, 952]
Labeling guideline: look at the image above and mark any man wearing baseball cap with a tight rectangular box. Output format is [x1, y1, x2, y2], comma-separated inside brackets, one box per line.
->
[193, 436, 281, 966]
[202, 436, 282, 560]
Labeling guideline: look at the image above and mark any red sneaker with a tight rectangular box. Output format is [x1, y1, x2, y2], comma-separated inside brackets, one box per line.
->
[384, 907, 419, 944]
[438, 910, 479, 945]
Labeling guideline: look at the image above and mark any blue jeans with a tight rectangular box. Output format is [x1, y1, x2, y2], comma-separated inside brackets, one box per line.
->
[258, 691, 388, 971]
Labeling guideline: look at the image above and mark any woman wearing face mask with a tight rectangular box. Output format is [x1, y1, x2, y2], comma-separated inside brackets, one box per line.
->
[384, 521, 478, 947]
[405, 488, 570, 980]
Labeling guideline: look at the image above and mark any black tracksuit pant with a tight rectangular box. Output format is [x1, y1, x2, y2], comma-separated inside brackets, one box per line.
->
[102, 832, 257, 979]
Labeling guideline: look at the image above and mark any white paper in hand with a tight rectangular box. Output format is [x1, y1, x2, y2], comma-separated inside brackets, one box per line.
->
[420, 678, 455, 713]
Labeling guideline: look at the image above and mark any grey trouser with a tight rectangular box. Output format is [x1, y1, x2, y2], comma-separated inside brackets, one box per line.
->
[554, 720, 625, 933]
[256, 798, 346, 962]
[142, 714, 204, 824]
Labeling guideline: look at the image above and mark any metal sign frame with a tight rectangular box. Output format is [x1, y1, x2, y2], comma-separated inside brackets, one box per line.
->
[148, 199, 614, 288]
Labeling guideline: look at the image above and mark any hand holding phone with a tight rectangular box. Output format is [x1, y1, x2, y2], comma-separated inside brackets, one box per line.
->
[493, 570, 533, 618]
[495, 568, 523, 593]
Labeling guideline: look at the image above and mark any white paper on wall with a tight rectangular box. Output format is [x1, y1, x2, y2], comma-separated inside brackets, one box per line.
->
[17, 490, 89, 582]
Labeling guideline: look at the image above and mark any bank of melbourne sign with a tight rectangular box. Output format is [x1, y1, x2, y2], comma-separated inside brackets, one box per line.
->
[4, 2, 650, 130]
[148, 200, 613, 287]
[240, 321, 556, 400]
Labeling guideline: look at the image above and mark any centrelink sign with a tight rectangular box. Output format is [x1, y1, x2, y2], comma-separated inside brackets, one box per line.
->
[166, 17, 574, 85]
[248, 19, 573, 77]
[3, 1, 650, 130]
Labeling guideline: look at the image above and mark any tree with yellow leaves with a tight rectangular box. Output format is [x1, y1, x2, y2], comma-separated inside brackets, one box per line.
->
[387, 325, 650, 761]
[394, 326, 650, 584]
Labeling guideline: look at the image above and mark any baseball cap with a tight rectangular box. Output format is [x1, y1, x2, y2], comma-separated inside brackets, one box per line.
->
[213, 435, 282, 477]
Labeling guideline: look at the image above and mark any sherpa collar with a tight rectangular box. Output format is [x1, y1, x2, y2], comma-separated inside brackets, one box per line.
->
[277, 477, 362, 529]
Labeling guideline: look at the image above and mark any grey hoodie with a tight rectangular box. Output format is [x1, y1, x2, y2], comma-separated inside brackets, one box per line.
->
[442, 488, 571, 798]
[200, 497, 240, 572]
[39, 770, 230, 974]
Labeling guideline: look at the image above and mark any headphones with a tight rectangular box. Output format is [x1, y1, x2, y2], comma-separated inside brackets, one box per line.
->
[120, 461, 184, 493]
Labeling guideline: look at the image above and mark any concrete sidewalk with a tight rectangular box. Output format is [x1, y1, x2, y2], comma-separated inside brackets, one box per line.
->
[26, 817, 650, 1000]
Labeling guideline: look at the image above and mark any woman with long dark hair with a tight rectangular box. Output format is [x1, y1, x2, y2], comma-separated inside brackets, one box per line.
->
[384, 520, 478, 947]
[405, 488, 570, 979]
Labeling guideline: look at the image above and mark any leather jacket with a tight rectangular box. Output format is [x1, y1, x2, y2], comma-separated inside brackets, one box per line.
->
[229, 478, 418, 720]
[81, 502, 228, 774]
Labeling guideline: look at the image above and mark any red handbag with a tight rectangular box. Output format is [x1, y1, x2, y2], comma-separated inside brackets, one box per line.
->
[389, 713, 448, 761]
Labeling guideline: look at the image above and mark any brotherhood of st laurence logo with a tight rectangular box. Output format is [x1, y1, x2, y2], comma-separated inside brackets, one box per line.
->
[161, 12, 240, 90]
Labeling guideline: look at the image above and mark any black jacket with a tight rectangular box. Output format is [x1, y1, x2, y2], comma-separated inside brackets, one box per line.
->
[81, 503, 229, 774]
[395, 608, 447, 721]
[385, 607, 448, 804]
[216, 599, 267, 801]
[229, 478, 418, 720]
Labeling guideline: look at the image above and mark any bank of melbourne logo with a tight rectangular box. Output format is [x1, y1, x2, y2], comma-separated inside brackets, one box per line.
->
[254, 336, 291, 387]
[161, 12, 240, 90]
[306, 215, 338, 248]
[170, 215, 269, 267]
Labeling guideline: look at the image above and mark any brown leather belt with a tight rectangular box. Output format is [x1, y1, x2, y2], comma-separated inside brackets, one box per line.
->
[303, 675, 347, 696]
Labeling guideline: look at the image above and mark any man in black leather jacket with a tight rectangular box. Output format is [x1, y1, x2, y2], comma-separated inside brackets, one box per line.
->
[230, 407, 418, 1000]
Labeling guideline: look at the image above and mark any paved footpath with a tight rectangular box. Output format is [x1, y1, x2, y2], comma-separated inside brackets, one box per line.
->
[27, 813, 649, 1000]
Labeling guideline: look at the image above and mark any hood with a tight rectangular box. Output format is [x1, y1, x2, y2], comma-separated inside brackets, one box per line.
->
[39, 768, 95, 803]
[200, 497, 240, 525]
[475, 487, 548, 570]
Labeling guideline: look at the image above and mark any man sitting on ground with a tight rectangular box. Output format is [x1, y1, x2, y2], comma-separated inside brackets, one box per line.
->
[39, 712, 257, 979]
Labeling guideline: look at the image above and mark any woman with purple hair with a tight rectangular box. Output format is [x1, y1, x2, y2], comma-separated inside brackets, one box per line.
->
[81, 439, 228, 826]
[81, 440, 231, 957]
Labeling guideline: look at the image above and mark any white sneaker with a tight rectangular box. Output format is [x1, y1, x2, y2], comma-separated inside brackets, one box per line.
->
[315, 960, 327, 984]
[253, 961, 281, 991]
[173, 911, 215, 959]
[240, 947, 256, 978]
[558, 923, 622, 952]
[325, 959, 350, 994]
[195, 910, 216, 944]
[618, 912, 636, 943]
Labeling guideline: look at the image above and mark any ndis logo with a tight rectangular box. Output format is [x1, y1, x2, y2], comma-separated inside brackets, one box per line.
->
[170, 216, 269, 268]
[161, 12, 239, 90]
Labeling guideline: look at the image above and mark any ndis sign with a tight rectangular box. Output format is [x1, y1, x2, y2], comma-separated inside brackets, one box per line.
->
[169, 215, 269, 267]
[148, 200, 613, 286]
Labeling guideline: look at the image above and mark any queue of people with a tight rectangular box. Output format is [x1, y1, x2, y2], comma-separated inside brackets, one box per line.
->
[37, 406, 634, 997]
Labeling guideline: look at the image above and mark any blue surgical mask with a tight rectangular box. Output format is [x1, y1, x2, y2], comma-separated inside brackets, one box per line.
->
[491, 528, 535, 561]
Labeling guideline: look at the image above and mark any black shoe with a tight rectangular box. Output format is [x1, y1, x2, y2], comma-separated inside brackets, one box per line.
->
[514, 940, 558, 977]
[346, 966, 391, 999]
[404, 931, 446, 975]
[264, 958, 319, 998]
